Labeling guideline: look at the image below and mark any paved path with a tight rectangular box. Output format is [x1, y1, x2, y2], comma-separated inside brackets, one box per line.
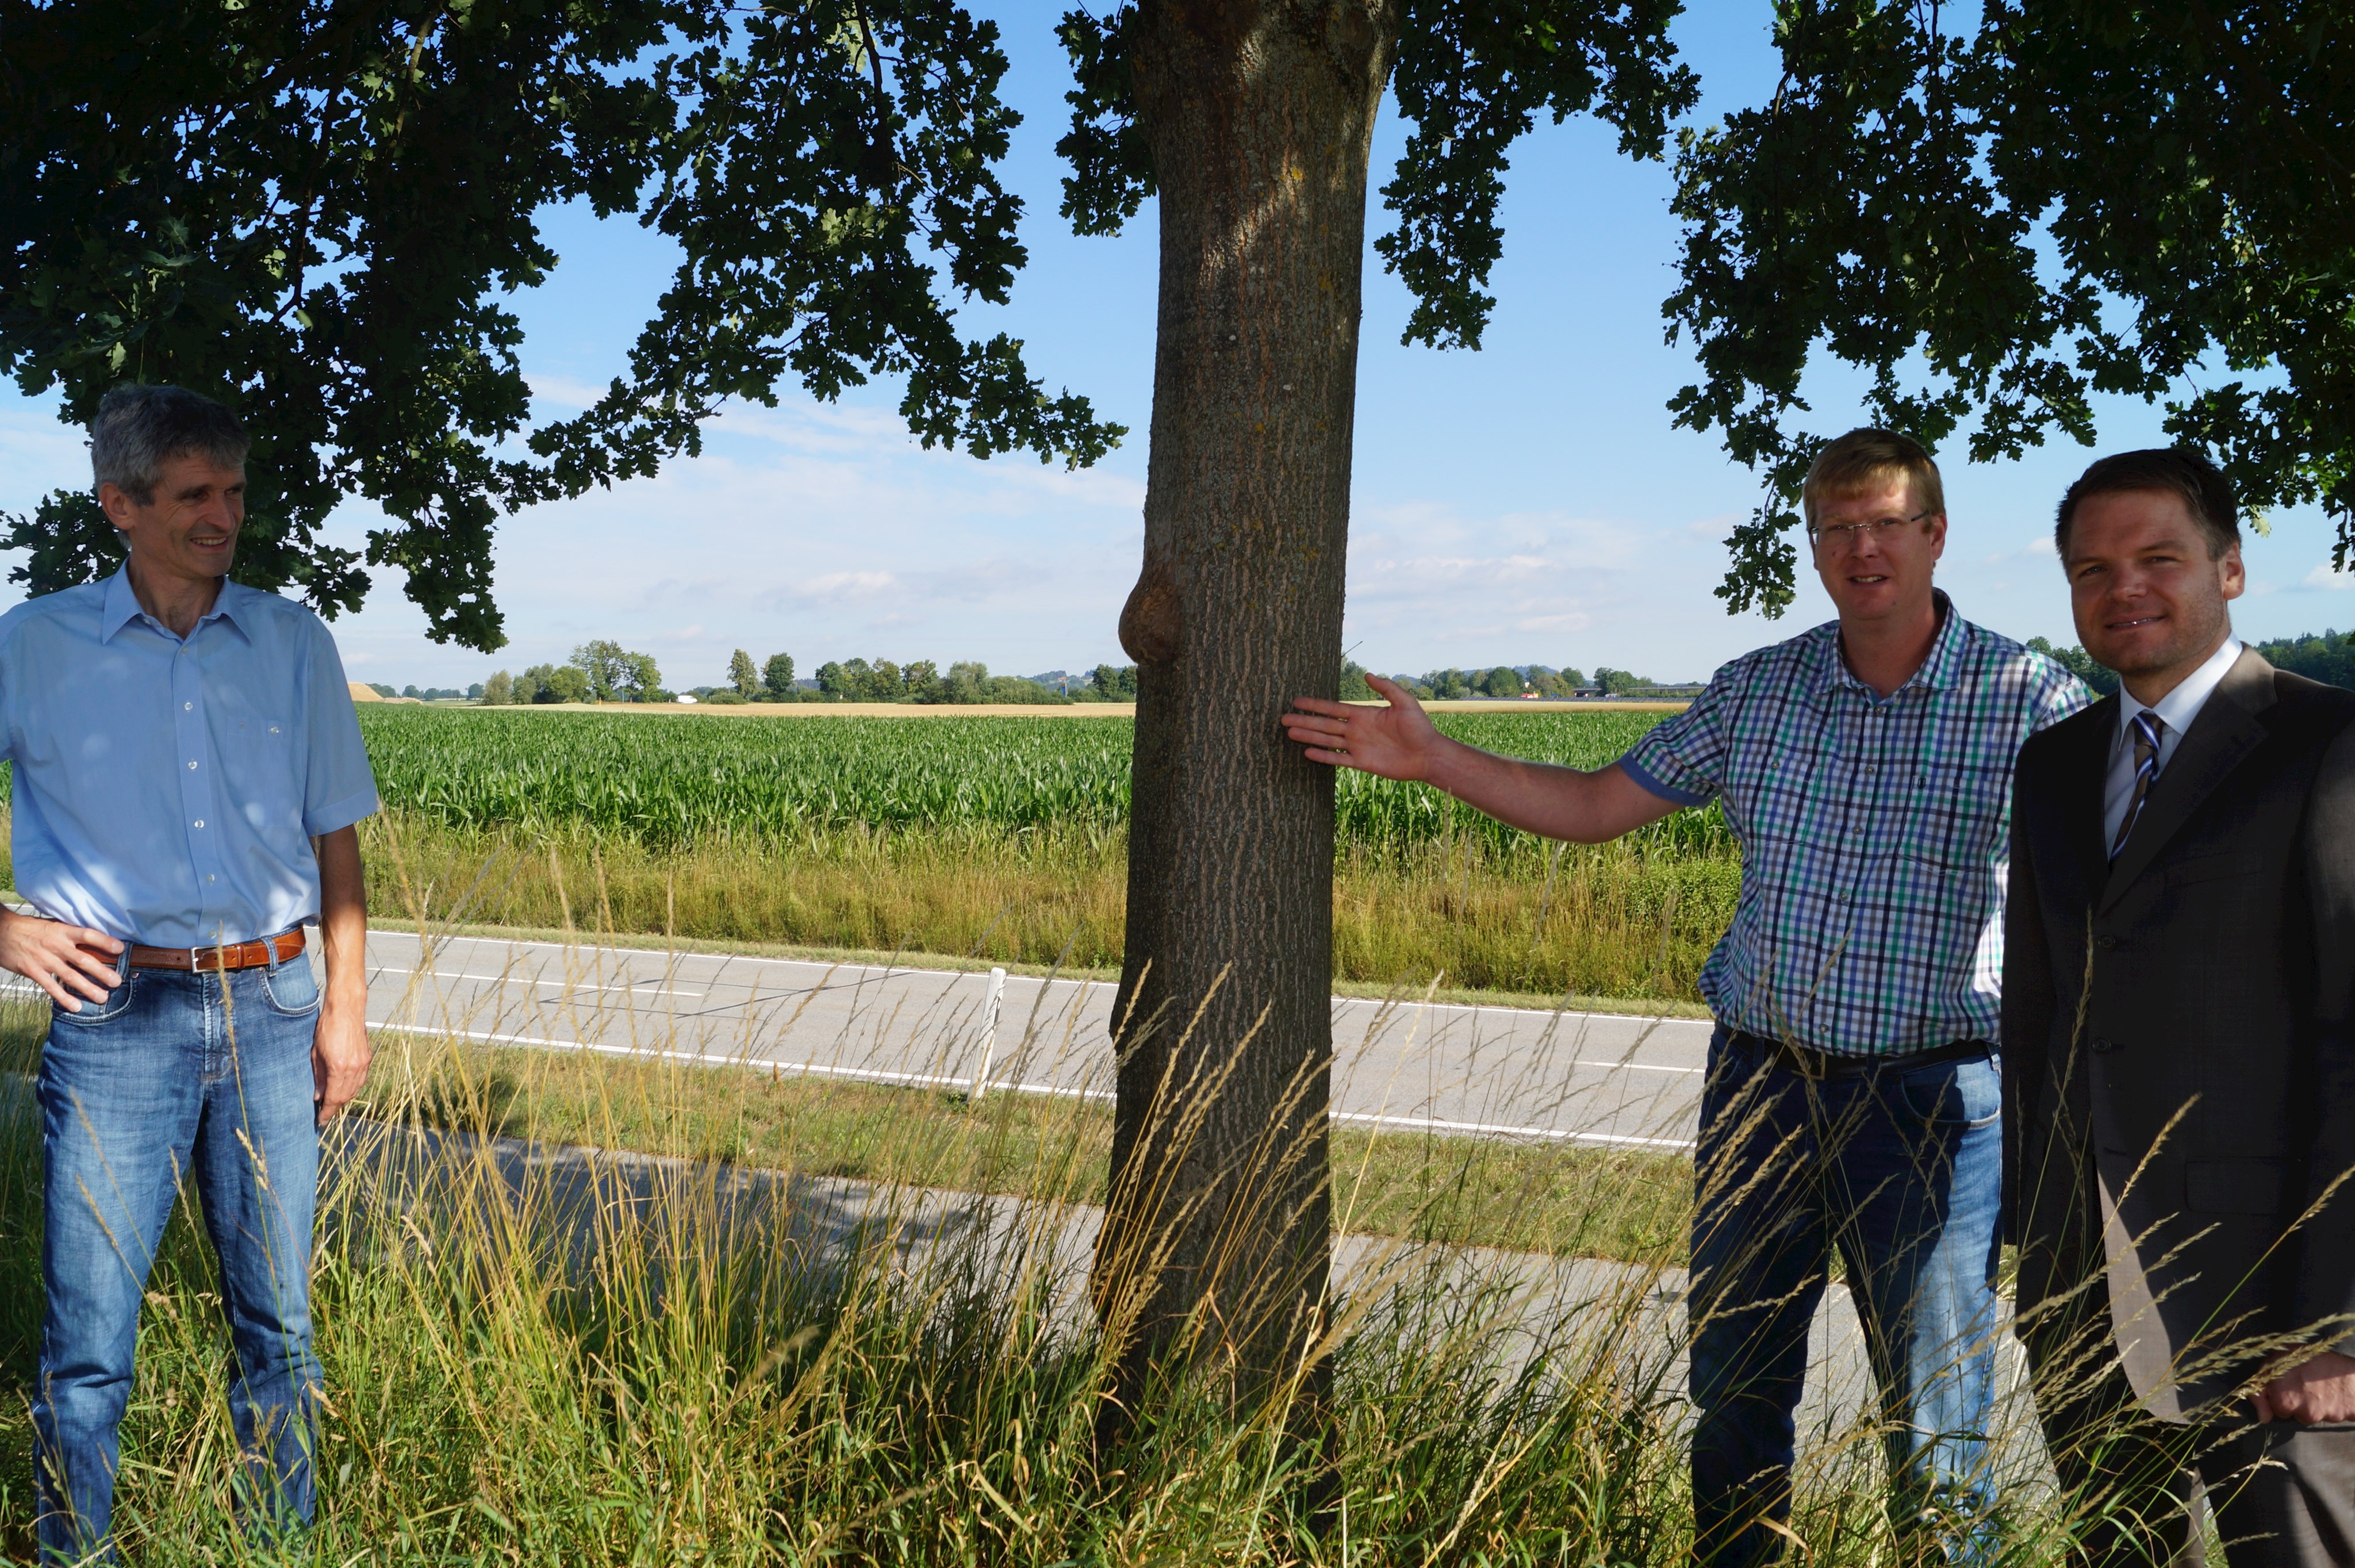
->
[362, 928, 1710, 1151]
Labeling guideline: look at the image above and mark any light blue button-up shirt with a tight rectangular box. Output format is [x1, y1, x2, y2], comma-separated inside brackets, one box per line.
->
[0, 568, 380, 947]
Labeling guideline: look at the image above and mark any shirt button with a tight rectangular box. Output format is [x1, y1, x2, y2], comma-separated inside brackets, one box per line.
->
[2096, 935, 2118, 950]
[183, 702, 192, 711]
[207, 874, 216, 883]
[187, 760, 198, 770]
[192, 819, 204, 829]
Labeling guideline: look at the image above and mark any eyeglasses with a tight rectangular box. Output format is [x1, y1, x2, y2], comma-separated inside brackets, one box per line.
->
[1809, 509, 1935, 549]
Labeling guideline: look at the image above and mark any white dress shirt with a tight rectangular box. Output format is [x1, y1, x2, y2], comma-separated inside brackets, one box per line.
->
[2102, 635, 2243, 850]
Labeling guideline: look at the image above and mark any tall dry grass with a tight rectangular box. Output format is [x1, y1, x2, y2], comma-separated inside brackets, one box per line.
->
[0, 899, 2109, 1568]
[0, 837, 2233, 1565]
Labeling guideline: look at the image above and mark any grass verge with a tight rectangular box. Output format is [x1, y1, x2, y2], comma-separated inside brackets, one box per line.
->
[351, 814, 1738, 1006]
[379, 1032, 1694, 1266]
[0, 985, 2089, 1563]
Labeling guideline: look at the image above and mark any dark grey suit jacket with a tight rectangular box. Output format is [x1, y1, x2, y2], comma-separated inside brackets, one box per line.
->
[2004, 648, 2355, 1408]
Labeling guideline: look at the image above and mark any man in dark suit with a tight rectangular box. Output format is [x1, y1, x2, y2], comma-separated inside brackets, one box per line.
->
[2005, 447, 2355, 1565]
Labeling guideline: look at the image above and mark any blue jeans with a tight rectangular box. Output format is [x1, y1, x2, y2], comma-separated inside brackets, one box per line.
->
[1689, 1026, 2004, 1566]
[32, 947, 324, 1563]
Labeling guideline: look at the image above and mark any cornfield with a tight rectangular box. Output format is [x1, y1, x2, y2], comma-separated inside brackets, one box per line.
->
[336, 707, 1732, 857]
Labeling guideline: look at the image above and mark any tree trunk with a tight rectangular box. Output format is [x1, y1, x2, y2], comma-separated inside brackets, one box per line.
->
[1092, 0, 1397, 1447]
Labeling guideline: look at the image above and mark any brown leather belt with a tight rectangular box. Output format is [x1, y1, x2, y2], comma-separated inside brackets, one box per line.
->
[124, 929, 305, 973]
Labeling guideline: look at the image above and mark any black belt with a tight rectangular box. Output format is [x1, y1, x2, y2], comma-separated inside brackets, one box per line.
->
[1729, 1029, 1992, 1082]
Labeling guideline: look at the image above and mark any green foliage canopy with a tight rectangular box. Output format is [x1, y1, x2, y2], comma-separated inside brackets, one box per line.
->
[2257, 628, 2355, 692]
[1056, 2, 1696, 354]
[1669, 2, 2355, 618]
[0, 0, 1121, 649]
[2024, 636, 2120, 697]
[727, 650, 761, 699]
[1591, 666, 1654, 696]
[2030, 629, 2355, 699]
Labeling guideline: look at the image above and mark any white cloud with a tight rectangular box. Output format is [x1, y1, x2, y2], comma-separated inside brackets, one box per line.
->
[2302, 563, 2355, 591]
[1981, 538, 2059, 565]
[770, 570, 901, 604]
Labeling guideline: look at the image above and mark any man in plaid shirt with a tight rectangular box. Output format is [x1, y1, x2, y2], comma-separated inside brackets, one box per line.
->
[1286, 429, 2088, 1565]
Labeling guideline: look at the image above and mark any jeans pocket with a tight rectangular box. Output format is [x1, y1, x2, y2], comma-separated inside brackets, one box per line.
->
[1897, 1055, 2001, 1129]
[52, 972, 137, 1026]
[260, 952, 321, 1017]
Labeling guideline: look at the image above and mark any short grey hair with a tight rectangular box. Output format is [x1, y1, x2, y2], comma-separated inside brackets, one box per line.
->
[90, 385, 249, 506]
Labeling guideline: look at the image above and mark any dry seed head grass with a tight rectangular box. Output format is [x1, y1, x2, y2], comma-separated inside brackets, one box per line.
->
[0, 846, 2283, 1563]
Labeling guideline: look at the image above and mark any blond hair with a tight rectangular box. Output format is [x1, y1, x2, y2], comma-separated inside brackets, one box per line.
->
[1802, 428, 1944, 531]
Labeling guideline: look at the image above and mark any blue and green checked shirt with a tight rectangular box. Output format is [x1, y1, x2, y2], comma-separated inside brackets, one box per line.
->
[1620, 593, 2089, 1057]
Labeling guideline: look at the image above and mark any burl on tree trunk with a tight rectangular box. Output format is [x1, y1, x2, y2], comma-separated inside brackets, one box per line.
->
[1092, 0, 1397, 1442]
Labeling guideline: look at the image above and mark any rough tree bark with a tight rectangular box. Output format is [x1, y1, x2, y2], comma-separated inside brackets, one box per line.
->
[1091, 0, 1398, 1443]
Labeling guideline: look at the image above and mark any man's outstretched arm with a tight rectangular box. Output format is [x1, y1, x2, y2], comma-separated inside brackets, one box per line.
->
[1283, 676, 1681, 844]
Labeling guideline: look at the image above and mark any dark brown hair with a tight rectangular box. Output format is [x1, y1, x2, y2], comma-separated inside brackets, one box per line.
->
[2054, 447, 2238, 559]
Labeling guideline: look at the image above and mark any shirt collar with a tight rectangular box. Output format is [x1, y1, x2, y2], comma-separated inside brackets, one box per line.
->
[2119, 634, 2242, 742]
[97, 565, 251, 645]
[1818, 589, 1966, 700]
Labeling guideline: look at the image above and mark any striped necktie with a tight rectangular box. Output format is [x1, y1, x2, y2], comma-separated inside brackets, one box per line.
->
[2109, 710, 2165, 860]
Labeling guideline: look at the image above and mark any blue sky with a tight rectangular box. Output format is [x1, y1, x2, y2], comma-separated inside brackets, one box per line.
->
[5, 5, 2352, 690]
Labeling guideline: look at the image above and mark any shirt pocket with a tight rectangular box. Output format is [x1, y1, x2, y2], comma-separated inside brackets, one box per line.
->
[215, 711, 302, 837]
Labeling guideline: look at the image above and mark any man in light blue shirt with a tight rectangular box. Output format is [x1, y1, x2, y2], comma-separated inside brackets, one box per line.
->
[0, 384, 378, 1560]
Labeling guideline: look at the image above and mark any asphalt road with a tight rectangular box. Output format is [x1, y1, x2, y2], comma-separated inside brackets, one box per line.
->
[362, 928, 1710, 1151]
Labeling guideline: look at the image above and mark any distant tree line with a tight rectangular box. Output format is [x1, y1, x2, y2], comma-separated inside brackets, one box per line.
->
[477, 641, 667, 705]
[2024, 638, 2121, 697]
[2260, 630, 2355, 689]
[1374, 664, 1679, 701]
[366, 683, 472, 701]
[692, 650, 800, 704]
[439, 630, 2355, 714]
[469, 647, 1163, 707]
[2031, 629, 2355, 699]
[803, 657, 1125, 705]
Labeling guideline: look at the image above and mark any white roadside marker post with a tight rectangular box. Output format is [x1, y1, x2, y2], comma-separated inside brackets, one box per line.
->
[969, 967, 1007, 1100]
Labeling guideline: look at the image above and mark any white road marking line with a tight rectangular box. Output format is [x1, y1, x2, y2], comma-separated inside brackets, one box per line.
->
[1571, 1060, 1700, 1075]
[1329, 1109, 1694, 1151]
[374, 967, 701, 998]
[366, 1020, 1694, 1152]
